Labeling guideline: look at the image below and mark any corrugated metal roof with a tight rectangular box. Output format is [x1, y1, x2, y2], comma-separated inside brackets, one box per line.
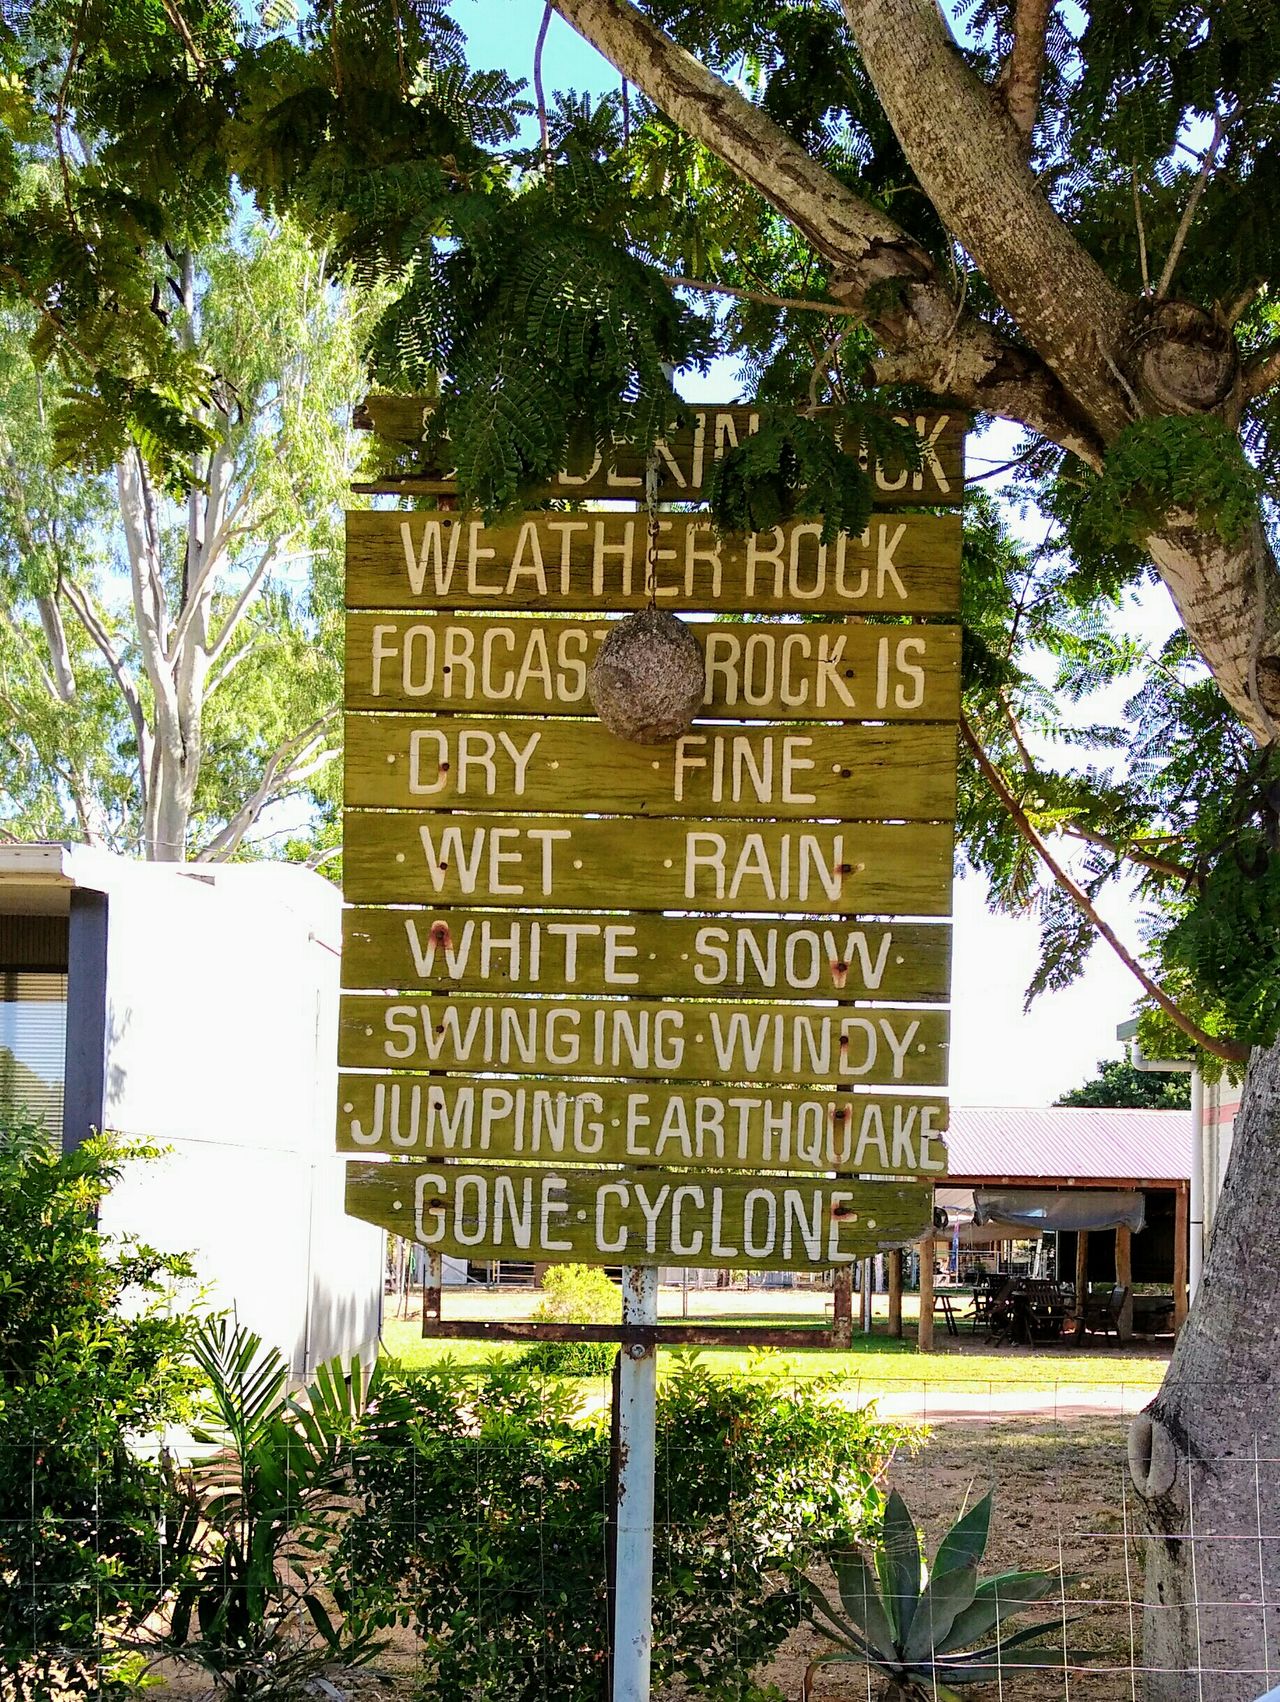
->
[946, 1105, 1190, 1184]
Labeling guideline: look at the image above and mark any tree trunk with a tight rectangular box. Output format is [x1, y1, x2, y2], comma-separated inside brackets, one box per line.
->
[832, 1267, 854, 1346]
[1130, 1038, 1280, 1698]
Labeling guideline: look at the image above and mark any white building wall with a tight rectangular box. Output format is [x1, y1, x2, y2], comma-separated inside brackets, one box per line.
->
[63, 856, 381, 1376]
[1203, 1074, 1243, 1245]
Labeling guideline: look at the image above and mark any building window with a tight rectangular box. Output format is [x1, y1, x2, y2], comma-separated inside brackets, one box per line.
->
[0, 916, 69, 1143]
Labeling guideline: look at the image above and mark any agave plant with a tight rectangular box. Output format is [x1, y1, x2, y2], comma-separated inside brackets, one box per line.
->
[802, 1488, 1090, 1701]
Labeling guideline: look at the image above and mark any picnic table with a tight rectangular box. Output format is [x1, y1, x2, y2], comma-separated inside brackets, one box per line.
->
[985, 1277, 1074, 1347]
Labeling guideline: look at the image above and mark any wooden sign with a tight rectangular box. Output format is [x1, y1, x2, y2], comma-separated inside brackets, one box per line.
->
[345, 614, 963, 722]
[344, 1158, 934, 1270]
[353, 397, 966, 509]
[345, 510, 961, 615]
[339, 399, 961, 1274]
[336, 1073, 948, 1174]
[340, 909, 952, 1002]
[342, 811, 954, 914]
[344, 716, 958, 820]
[337, 994, 949, 1087]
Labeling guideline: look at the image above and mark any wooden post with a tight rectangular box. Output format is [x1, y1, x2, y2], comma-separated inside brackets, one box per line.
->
[917, 1239, 935, 1352]
[1115, 1225, 1134, 1341]
[861, 1257, 874, 1333]
[888, 1249, 904, 1338]
[1173, 1184, 1189, 1332]
[832, 1267, 854, 1346]
[1074, 1228, 1089, 1322]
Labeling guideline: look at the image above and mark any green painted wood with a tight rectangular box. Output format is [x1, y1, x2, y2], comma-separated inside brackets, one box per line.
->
[353, 397, 966, 508]
[337, 993, 949, 1087]
[344, 510, 961, 614]
[340, 908, 952, 1002]
[345, 614, 963, 720]
[344, 1157, 935, 1270]
[336, 1072, 949, 1175]
[343, 716, 958, 820]
[342, 811, 955, 914]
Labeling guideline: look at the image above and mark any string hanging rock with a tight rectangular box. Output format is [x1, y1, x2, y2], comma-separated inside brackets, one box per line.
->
[587, 459, 704, 744]
[587, 605, 705, 743]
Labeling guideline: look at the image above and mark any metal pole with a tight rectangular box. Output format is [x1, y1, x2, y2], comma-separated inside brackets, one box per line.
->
[1189, 1068, 1205, 1302]
[613, 1265, 658, 1702]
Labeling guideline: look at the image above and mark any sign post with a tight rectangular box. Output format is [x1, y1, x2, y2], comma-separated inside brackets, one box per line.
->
[613, 1265, 659, 1702]
[338, 399, 965, 1702]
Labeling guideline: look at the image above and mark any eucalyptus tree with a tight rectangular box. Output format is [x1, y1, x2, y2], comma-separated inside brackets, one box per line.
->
[0, 219, 373, 859]
[3, 0, 1280, 1690]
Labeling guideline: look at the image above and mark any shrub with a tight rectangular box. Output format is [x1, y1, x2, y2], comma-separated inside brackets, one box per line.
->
[334, 1354, 916, 1702]
[520, 1263, 620, 1378]
[159, 1317, 386, 1699]
[0, 1118, 197, 1699]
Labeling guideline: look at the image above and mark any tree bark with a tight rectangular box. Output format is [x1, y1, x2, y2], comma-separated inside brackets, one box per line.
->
[839, 0, 1131, 437]
[1131, 1039, 1280, 1698]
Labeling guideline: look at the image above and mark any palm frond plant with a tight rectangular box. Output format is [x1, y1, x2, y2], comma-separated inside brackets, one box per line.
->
[160, 1316, 386, 1699]
[802, 1488, 1091, 1701]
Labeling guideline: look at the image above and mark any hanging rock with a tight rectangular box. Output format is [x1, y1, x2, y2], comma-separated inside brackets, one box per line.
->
[587, 607, 705, 744]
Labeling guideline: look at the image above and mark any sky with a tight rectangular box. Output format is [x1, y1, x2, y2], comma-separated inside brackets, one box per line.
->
[456, 0, 1182, 1107]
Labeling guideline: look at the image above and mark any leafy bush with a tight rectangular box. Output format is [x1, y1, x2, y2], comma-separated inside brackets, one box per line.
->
[335, 1355, 915, 1702]
[159, 1317, 386, 1699]
[0, 1118, 197, 1700]
[520, 1263, 620, 1378]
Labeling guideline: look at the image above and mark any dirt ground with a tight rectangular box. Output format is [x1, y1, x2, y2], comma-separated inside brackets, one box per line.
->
[147, 1414, 1142, 1701]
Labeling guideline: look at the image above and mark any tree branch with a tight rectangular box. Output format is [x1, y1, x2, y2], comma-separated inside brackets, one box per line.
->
[838, 0, 1130, 438]
[1244, 342, 1280, 400]
[962, 717, 1247, 1064]
[1156, 109, 1229, 301]
[1060, 822, 1199, 888]
[204, 540, 289, 668]
[534, 2, 553, 167]
[662, 272, 861, 315]
[995, 0, 1053, 149]
[551, 0, 1107, 463]
[61, 575, 151, 815]
[196, 713, 338, 863]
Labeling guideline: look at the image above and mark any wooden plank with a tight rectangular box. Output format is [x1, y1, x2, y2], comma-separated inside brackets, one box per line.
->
[344, 716, 958, 820]
[336, 994, 949, 1087]
[344, 510, 961, 615]
[345, 614, 963, 721]
[353, 398, 966, 508]
[344, 1158, 935, 1271]
[336, 1072, 949, 1175]
[342, 811, 955, 914]
[340, 908, 952, 1002]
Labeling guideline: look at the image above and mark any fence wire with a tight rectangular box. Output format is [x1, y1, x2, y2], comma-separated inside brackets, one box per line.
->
[5, 1300, 1278, 1702]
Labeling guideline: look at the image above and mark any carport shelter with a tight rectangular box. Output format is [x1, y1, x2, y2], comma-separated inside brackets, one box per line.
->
[922, 1105, 1191, 1346]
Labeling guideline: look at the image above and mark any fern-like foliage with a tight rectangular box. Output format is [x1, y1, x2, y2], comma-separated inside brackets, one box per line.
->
[1066, 417, 1264, 556]
[706, 404, 921, 543]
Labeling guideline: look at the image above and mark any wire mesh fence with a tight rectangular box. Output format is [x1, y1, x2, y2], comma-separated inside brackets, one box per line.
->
[5, 1301, 1278, 1702]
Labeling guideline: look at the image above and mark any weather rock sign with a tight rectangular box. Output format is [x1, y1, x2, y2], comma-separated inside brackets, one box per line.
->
[339, 407, 962, 1273]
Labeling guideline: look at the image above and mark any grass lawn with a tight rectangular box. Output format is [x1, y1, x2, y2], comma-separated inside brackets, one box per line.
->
[378, 1311, 1169, 1391]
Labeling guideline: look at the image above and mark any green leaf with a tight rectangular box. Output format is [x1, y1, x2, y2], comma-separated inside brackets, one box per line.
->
[876, 1489, 921, 1642]
[831, 1549, 897, 1657]
[945, 1569, 1061, 1650]
[902, 1561, 981, 1662]
[931, 1489, 993, 1579]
